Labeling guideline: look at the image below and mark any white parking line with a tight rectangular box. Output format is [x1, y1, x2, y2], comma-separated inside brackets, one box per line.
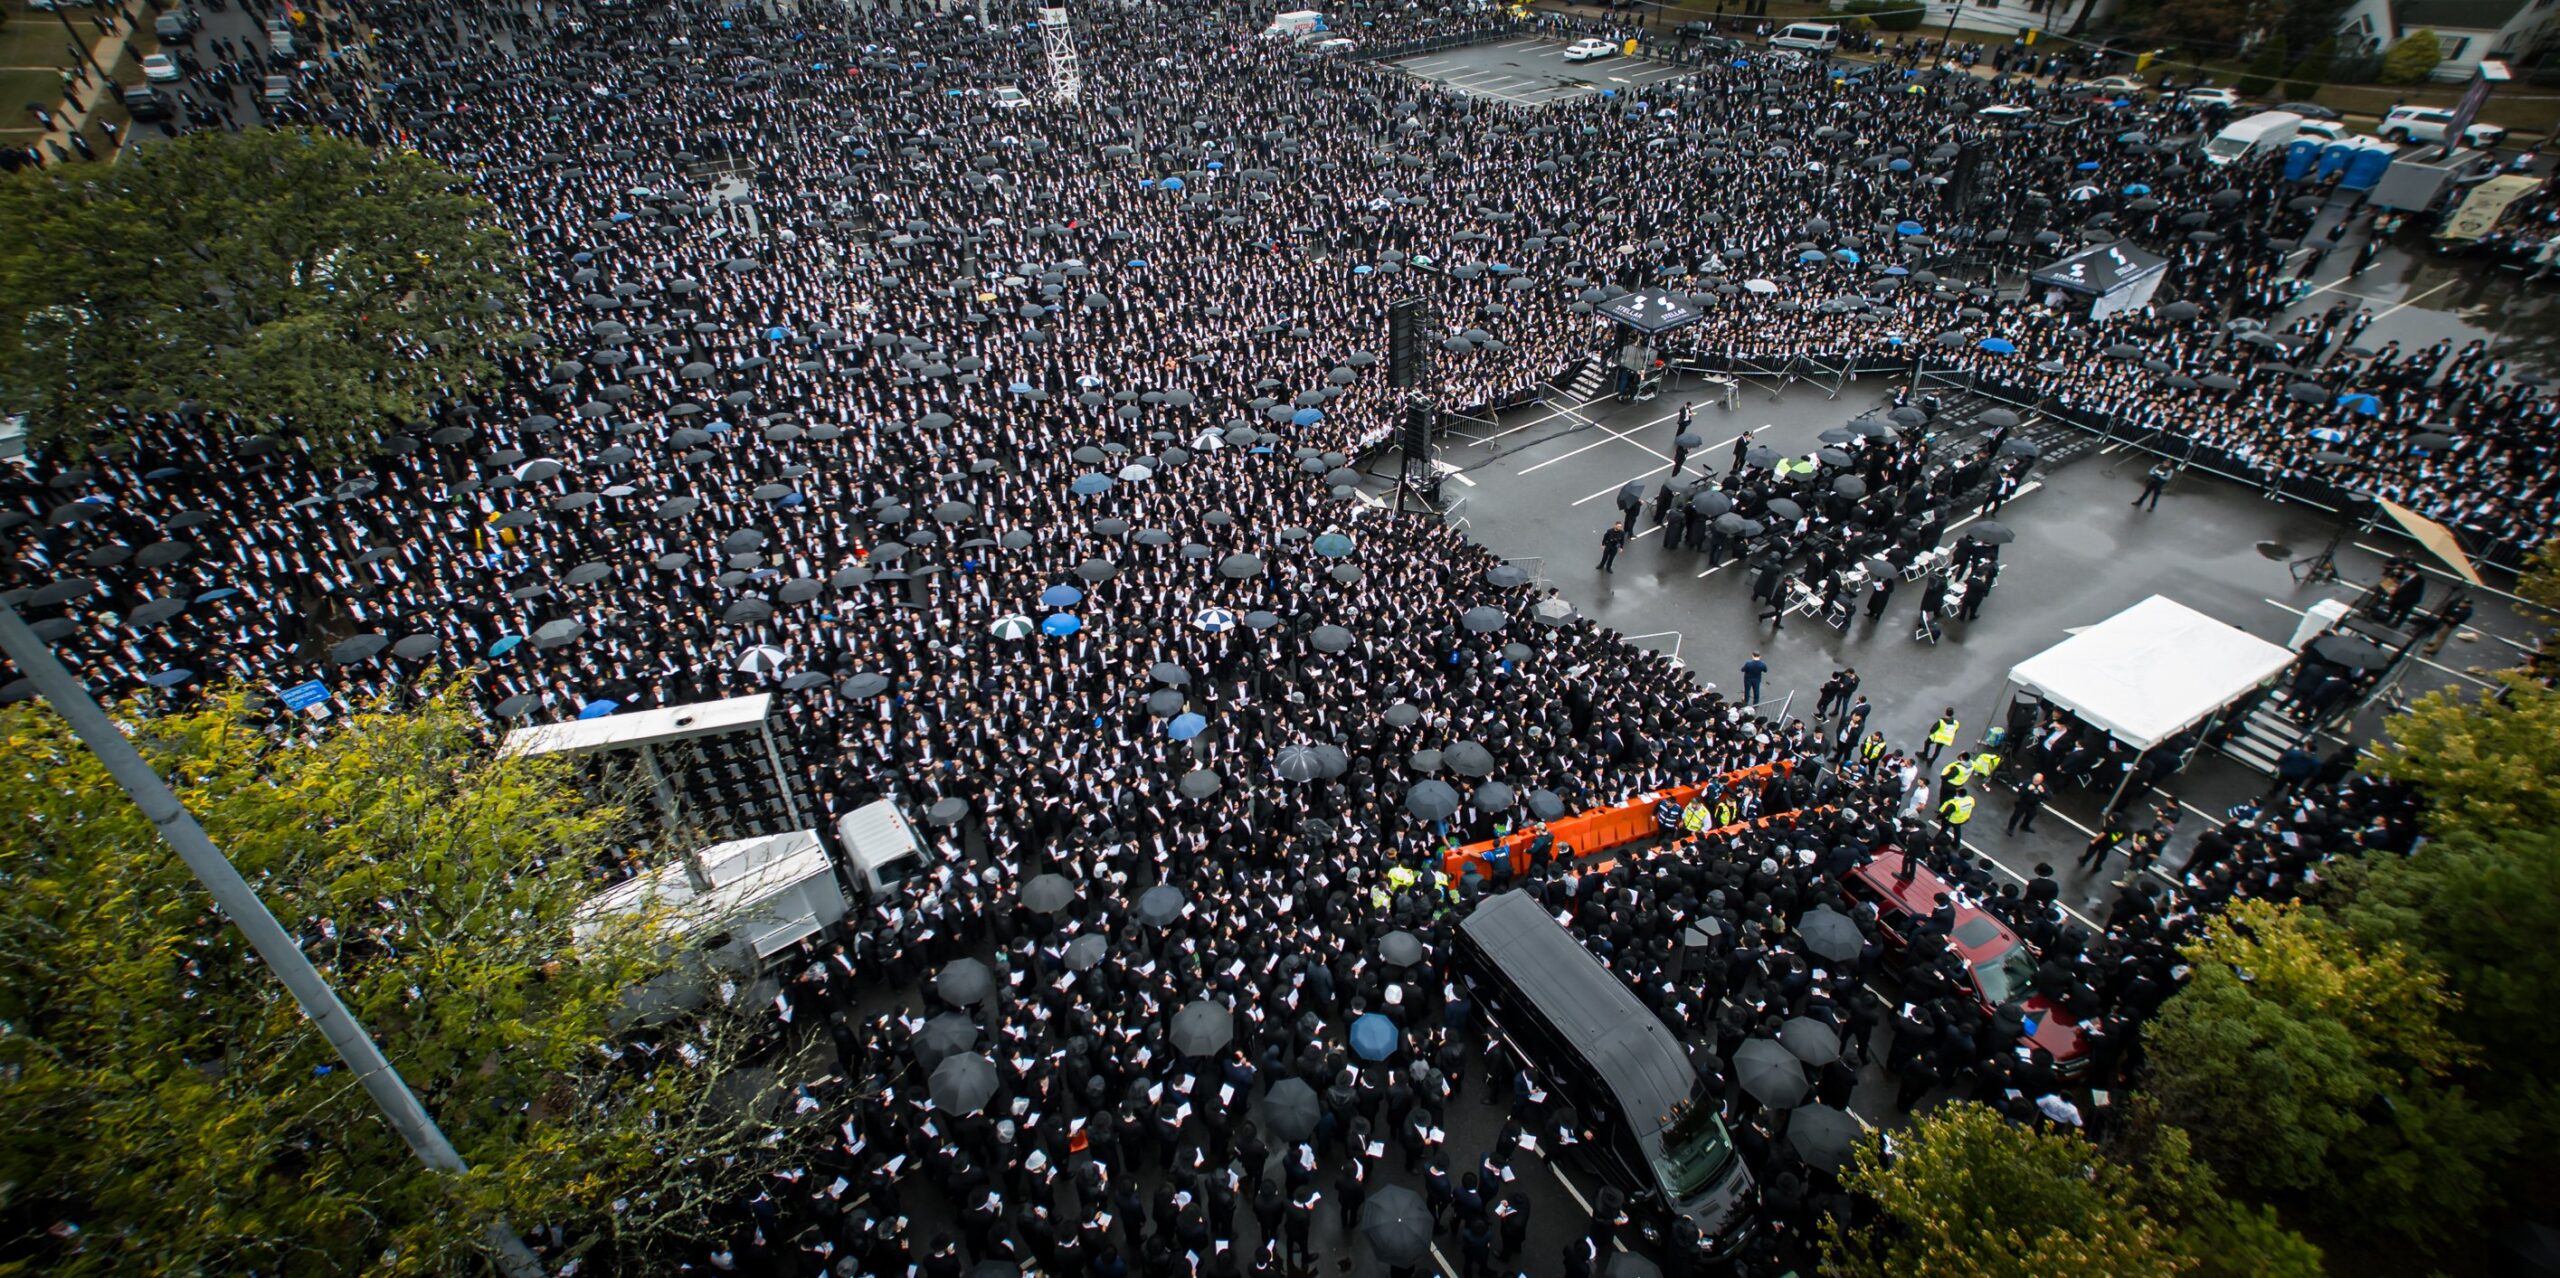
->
[1519, 410, 1676, 475]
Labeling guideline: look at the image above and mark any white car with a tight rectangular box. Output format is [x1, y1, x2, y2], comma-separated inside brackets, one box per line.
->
[2079, 74, 2146, 95]
[2382, 105, 2506, 149]
[1563, 38, 1616, 62]
[1310, 36, 1357, 55]
[990, 85, 1031, 110]
[2182, 86, 2242, 109]
[141, 53, 184, 82]
[1978, 103, 2034, 119]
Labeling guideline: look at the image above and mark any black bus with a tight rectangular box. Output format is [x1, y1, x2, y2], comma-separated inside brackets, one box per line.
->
[1455, 890, 1757, 1261]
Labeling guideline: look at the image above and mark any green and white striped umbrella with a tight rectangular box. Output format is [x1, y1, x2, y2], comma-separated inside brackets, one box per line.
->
[989, 613, 1037, 640]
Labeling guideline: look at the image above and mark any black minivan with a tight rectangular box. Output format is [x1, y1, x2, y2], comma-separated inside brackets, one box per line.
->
[1456, 891, 1757, 1263]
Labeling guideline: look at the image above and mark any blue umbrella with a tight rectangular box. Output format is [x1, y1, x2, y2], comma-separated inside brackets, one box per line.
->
[577, 699, 620, 719]
[1071, 473, 1114, 496]
[1354, 264, 1374, 275]
[145, 668, 194, 688]
[1292, 408, 1323, 427]
[1349, 1013, 1400, 1062]
[1895, 220, 1925, 236]
[488, 635, 523, 656]
[1042, 613, 1083, 636]
[1161, 176, 1185, 191]
[2076, 160, 2101, 171]
[2124, 182, 2153, 195]
[1887, 158, 1912, 172]
[1881, 266, 1910, 277]
[1041, 584, 1085, 607]
[1167, 712, 1207, 740]
[767, 326, 791, 341]
[2337, 392, 2381, 416]
[1312, 533, 1355, 558]
[1206, 160, 1224, 170]
[1978, 337, 2018, 354]
[1833, 248, 1861, 264]
[1008, 381, 1036, 395]
[1796, 249, 1825, 264]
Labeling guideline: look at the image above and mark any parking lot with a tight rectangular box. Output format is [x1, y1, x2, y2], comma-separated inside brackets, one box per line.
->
[1391, 35, 1695, 107]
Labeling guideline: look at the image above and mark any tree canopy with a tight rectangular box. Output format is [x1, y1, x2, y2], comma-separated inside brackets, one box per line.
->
[1821, 1103, 2188, 1278]
[0, 128, 526, 461]
[2141, 899, 2499, 1246]
[0, 683, 767, 1275]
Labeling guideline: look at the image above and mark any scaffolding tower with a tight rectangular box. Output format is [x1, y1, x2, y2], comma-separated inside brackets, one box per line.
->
[1037, 7, 1081, 105]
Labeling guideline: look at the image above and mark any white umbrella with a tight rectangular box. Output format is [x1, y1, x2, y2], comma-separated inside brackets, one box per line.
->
[1193, 607, 1236, 633]
[1743, 279, 1779, 295]
[736, 644, 787, 675]
[1116, 463, 1153, 482]
[990, 613, 1036, 639]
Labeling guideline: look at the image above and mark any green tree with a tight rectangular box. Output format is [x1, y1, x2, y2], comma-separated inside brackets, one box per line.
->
[0, 128, 527, 461]
[2238, 36, 2291, 97]
[2105, 1101, 2326, 1278]
[2141, 0, 2250, 56]
[2283, 36, 2337, 99]
[2143, 899, 2501, 1246]
[2368, 672, 2560, 833]
[0, 683, 769, 1276]
[1821, 1103, 2189, 1278]
[2380, 28, 2444, 84]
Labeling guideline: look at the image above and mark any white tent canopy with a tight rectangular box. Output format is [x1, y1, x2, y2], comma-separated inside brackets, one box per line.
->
[2006, 596, 2295, 752]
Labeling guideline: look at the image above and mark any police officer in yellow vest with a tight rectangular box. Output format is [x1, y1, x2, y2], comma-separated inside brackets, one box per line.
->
[1939, 751, 1973, 797]
[1859, 733, 1889, 767]
[1938, 785, 1976, 845]
[1920, 708, 1960, 765]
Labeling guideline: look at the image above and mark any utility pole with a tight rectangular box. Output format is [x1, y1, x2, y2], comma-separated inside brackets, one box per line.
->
[0, 605, 547, 1278]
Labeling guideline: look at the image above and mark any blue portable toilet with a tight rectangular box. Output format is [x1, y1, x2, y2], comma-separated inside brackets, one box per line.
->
[2316, 141, 2356, 183]
[2282, 138, 2321, 183]
[2341, 144, 2393, 192]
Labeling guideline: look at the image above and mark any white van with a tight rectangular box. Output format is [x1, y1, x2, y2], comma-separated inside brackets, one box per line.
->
[1261, 9, 1325, 38]
[2381, 105, 2506, 149]
[835, 797, 929, 897]
[2205, 110, 2303, 166]
[1768, 22, 1840, 53]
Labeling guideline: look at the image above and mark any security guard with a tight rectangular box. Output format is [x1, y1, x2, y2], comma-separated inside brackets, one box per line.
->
[1939, 751, 1974, 795]
[1937, 784, 1976, 842]
[1920, 709, 1961, 764]
[1858, 732, 1889, 767]
[1971, 747, 2003, 782]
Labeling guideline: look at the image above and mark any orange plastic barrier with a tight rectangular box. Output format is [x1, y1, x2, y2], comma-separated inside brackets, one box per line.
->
[1440, 760, 1795, 882]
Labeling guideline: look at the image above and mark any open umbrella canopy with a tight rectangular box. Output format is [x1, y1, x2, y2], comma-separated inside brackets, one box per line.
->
[1780, 1015, 1843, 1066]
[1178, 767, 1222, 797]
[2309, 632, 2388, 670]
[1797, 906, 1864, 962]
[930, 1052, 1000, 1114]
[1360, 1186, 1433, 1267]
[1349, 1011, 1401, 1062]
[1171, 999, 1234, 1056]
[1786, 1104, 1864, 1172]
[937, 957, 995, 1006]
[1442, 740, 1496, 777]
[1137, 883, 1186, 926]
[912, 1012, 979, 1068]
[1064, 933, 1110, 971]
[1264, 1078, 1322, 1141]
[1380, 930, 1424, 967]
[1406, 779, 1461, 820]
[927, 796, 970, 826]
[1020, 873, 1078, 914]
[1460, 606, 1507, 633]
[1735, 1037, 1809, 1107]
[1167, 712, 1208, 740]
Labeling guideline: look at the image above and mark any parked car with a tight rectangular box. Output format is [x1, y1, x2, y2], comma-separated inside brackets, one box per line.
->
[2382, 105, 2506, 149]
[262, 74, 293, 105]
[141, 53, 185, 83]
[119, 84, 170, 122]
[1309, 36, 1357, 55]
[1978, 103, 2035, 120]
[153, 9, 200, 42]
[1843, 850, 2091, 1073]
[2273, 100, 2341, 120]
[2078, 74, 2146, 95]
[989, 84, 1031, 110]
[265, 17, 296, 56]
[1562, 37, 1616, 63]
[2182, 86, 2243, 109]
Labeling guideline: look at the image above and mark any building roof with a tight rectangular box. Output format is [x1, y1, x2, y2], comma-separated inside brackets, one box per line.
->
[2398, 0, 2530, 31]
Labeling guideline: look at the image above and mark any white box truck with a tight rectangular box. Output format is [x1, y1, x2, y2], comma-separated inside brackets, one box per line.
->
[1262, 9, 1325, 38]
[834, 797, 929, 897]
[2205, 111, 2304, 167]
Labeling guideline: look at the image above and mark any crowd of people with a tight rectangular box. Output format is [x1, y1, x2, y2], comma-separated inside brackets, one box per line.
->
[0, 0, 2512, 1272]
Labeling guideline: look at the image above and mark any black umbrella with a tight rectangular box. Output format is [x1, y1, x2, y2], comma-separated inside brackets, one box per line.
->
[913, 1012, 979, 1069]
[329, 633, 389, 664]
[1780, 1016, 1843, 1066]
[1797, 907, 1863, 962]
[1380, 930, 1424, 967]
[1264, 1077, 1322, 1142]
[1460, 606, 1507, 633]
[2309, 632, 2388, 670]
[1735, 1037, 1809, 1108]
[1137, 883, 1186, 926]
[1968, 520, 2017, 545]
[1527, 789, 1567, 820]
[927, 797, 969, 826]
[1785, 1104, 1864, 1173]
[1360, 1186, 1434, 1267]
[1179, 768, 1223, 798]
[1064, 934, 1109, 971]
[1021, 873, 1078, 914]
[938, 958, 995, 1006]
[931, 1052, 1000, 1114]
[1171, 999, 1234, 1056]
[1442, 740, 1495, 777]
[1406, 779, 1461, 820]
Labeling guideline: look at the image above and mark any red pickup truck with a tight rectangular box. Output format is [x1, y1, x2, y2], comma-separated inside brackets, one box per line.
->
[1845, 850, 2089, 1073]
